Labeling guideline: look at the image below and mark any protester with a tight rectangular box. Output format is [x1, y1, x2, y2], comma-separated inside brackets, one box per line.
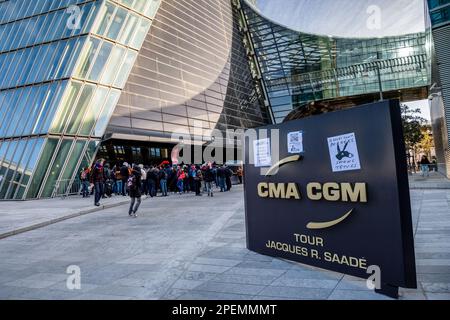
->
[120, 162, 130, 196]
[90, 159, 106, 206]
[420, 155, 431, 178]
[177, 167, 185, 194]
[128, 165, 142, 218]
[236, 166, 243, 184]
[217, 165, 226, 192]
[225, 165, 232, 191]
[159, 166, 168, 196]
[204, 164, 215, 197]
[80, 167, 90, 198]
[194, 165, 203, 196]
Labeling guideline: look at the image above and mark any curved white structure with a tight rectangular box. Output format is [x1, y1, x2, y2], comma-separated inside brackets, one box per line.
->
[246, 0, 429, 38]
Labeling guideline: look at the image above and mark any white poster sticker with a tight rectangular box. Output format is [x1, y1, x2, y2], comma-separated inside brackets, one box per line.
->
[287, 131, 303, 154]
[253, 138, 272, 167]
[327, 133, 361, 172]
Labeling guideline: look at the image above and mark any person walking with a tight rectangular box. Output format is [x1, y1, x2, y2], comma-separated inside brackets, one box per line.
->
[91, 159, 106, 206]
[139, 164, 147, 195]
[217, 166, 226, 192]
[120, 162, 129, 196]
[103, 163, 113, 198]
[225, 165, 232, 191]
[236, 166, 243, 184]
[420, 155, 431, 178]
[159, 166, 168, 196]
[148, 166, 158, 197]
[115, 165, 122, 196]
[204, 165, 215, 197]
[177, 167, 185, 194]
[80, 167, 90, 198]
[194, 166, 203, 196]
[128, 165, 142, 218]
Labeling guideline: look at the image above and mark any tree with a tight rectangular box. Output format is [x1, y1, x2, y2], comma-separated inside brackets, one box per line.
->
[401, 104, 426, 170]
[417, 125, 434, 158]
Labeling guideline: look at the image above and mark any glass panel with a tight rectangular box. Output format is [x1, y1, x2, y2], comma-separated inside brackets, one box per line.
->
[12, 139, 36, 188]
[0, 89, 22, 137]
[26, 138, 57, 199]
[50, 81, 82, 133]
[130, 17, 151, 49]
[0, 141, 8, 166]
[93, 89, 121, 137]
[15, 186, 26, 200]
[88, 41, 113, 82]
[56, 37, 85, 78]
[40, 139, 73, 198]
[66, 83, 95, 135]
[119, 12, 139, 45]
[39, 81, 69, 134]
[21, 138, 44, 186]
[107, 7, 127, 40]
[3, 139, 28, 199]
[16, 86, 42, 137]
[79, 86, 109, 136]
[145, 0, 161, 19]
[0, 140, 19, 198]
[101, 44, 126, 85]
[74, 37, 101, 79]
[114, 50, 137, 88]
[94, 2, 116, 36]
[60, 140, 85, 181]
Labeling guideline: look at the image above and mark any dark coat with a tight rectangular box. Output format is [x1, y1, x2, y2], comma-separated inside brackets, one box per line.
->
[129, 169, 142, 198]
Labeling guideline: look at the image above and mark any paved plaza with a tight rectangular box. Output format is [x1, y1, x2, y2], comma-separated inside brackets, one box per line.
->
[0, 179, 450, 300]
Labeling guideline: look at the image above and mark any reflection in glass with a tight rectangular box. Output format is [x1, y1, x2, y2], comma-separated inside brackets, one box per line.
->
[41, 139, 73, 198]
[26, 139, 57, 199]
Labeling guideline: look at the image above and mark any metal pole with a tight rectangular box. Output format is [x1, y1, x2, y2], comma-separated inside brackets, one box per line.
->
[376, 52, 384, 101]
[377, 63, 383, 101]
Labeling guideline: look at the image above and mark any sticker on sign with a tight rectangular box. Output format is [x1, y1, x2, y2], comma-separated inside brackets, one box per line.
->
[327, 133, 361, 172]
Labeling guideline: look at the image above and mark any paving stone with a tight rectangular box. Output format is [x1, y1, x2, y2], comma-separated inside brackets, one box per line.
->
[0, 185, 449, 300]
[193, 257, 242, 267]
[328, 289, 393, 300]
[211, 274, 277, 286]
[271, 277, 339, 289]
[176, 290, 254, 300]
[225, 267, 286, 277]
[195, 281, 264, 295]
[171, 279, 205, 290]
[187, 264, 232, 274]
[258, 286, 332, 299]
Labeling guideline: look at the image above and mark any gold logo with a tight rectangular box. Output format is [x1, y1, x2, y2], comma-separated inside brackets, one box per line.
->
[306, 209, 354, 230]
[265, 155, 301, 177]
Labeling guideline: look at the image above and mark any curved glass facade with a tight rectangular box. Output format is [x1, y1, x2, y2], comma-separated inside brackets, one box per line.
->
[0, 0, 161, 199]
[107, 0, 269, 142]
[241, 0, 433, 123]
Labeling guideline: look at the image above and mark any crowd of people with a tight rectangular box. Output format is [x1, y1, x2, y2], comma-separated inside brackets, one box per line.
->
[79, 160, 243, 217]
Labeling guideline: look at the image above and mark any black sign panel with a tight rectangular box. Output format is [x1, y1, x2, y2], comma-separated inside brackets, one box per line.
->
[244, 100, 416, 296]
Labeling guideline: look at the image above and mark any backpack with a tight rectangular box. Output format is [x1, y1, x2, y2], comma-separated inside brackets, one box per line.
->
[127, 175, 137, 190]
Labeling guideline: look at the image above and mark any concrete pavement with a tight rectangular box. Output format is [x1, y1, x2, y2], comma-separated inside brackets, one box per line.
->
[0, 181, 449, 300]
[0, 195, 141, 239]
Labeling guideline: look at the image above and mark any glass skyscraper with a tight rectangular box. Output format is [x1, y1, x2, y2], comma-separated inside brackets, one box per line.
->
[240, 0, 433, 123]
[428, 0, 450, 177]
[0, 0, 161, 199]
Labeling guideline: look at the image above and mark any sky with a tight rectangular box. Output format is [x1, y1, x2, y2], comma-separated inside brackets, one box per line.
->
[404, 99, 431, 122]
[249, 0, 428, 38]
